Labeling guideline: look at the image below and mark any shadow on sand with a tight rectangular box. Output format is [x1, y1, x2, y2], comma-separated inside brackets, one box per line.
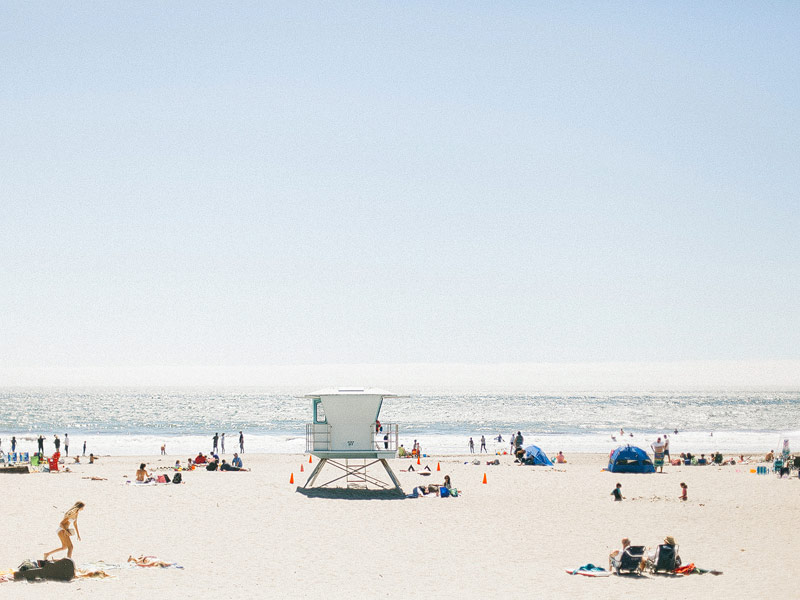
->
[295, 486, 406, 500]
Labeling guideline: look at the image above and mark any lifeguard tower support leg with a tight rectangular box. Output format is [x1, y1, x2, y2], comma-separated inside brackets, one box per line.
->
[303, 458, 328, 488]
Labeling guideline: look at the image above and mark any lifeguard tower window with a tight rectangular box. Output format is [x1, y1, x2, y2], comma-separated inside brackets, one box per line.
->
[313, 399, 327, 424]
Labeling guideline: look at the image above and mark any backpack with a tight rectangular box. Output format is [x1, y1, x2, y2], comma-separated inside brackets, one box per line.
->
[163, 473, 171, 483]
[172, 472, 182, 484]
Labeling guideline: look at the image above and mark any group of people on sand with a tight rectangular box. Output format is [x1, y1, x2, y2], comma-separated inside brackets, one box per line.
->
[407, 475, 456, 498]
[189, 452, 248, 472]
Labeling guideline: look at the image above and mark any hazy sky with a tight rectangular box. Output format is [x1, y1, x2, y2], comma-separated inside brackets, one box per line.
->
[2, 3, 798, 381]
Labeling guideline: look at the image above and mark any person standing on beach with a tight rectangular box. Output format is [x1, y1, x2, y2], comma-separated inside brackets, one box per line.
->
[212, 432, 219, 453]
[82, 441, 86, 456]
[64, 434, 69, 456]
[38, 435, 44, 454]
[11, 436, 16, 453]
[54, 434, 61, 454]
[469, 437, 474, 453]
[651, 437, 666, 473]
[515, 431, 524, 449]
[160, 444, 166, 455]
[663, 435, 670, 461]
[480, 435, 487, 453]
[239, 431, 244, 453]
[220, 433, 225, 454]
[44, 501, 85, 560]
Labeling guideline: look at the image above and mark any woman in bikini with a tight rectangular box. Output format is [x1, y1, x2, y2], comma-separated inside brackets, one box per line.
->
[44, 501, 85, 560]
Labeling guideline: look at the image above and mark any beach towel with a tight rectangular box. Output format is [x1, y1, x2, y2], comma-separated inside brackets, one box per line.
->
[673, 563, 723, 576]
[565, 564, 611, 577]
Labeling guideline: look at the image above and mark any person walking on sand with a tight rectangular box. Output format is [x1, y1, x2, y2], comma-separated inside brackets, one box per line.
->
[239, 431, 244, 453]
[220, 433, 225, 454]
[44, 501, 85, 560]
[64, 434, 69, 456]
[212, 432, 219, 453]
[480, 435, 487, 453]
[469, 437, 474, 453]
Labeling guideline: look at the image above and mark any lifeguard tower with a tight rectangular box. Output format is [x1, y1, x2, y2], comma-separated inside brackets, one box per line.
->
[301, 388, 402, 493]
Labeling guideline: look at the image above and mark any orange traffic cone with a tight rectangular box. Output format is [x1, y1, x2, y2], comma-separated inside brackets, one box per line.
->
[437, 462, 440, 471]
[309, 455, 313, 463]
[301, 464, 304, 472]
[482, 473, 487, 484]
[290, 473, 294, 484]
[417, 457, 421, 465]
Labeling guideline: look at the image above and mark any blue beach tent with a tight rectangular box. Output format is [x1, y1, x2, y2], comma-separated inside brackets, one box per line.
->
[523, 445, 554, 466]
[608, 445, 655, 474]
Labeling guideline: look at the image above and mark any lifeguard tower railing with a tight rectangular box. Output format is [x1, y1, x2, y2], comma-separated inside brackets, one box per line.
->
[305, 423, 399, 454]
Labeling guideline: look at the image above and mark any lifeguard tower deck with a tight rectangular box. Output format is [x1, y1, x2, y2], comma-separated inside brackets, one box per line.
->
[301, 388, 402, 493]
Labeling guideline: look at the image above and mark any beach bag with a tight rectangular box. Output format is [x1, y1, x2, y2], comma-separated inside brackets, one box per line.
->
[439, 487, 450, 498]
[157, 475, 166, 483]
[163, 473, 171, 483]
[173, 472, 182, 484]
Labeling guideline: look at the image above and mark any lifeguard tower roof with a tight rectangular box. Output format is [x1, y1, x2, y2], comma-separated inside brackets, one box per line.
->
[305, 387, 400, 398]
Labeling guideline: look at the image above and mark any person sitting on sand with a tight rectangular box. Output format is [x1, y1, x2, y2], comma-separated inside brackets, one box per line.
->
[679, 482, 688, 501]
[611, 482, 624, 501]
[206, 458, 219, 471]
[765, 450, 774, 462]
[514, 446, 526, 463]
[89, 453, 96, 464]
[231, 453, 243, 468]
[608, 537, 631, 570]
[175, 460, 182, 470]
[73, 455, 81, 464]
[136, 463, 153, 482]
[195, 453, 207, 465]
[556, 451, 567, 464]
[220, 459, 248, 471]
[44, 501, 85, 560]
[397, 444, 406, 458]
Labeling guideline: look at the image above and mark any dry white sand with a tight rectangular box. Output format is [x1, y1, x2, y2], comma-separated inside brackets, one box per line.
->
[3, 452, 798, 599]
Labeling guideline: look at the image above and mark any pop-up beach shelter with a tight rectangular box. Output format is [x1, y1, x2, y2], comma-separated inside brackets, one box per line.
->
[608, 445, 655, 473]
[301, 388, 403, 493]
[523, 445, 554, 466]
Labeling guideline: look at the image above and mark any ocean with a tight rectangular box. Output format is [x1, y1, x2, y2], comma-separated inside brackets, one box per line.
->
[1, 388, 798, 457]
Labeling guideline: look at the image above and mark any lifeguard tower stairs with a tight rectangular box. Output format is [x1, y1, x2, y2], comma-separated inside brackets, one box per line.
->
[300, 388, 402, 494]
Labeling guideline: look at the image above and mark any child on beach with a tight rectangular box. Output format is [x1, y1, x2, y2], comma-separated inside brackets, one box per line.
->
[679, 482, 688, 501]
[611, 483, 623, 501]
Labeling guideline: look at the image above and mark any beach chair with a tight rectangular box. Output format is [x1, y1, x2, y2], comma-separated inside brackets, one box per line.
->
[648, 544, 680, 573]
[773, 458, 784, 474]
[21, 452, 29, 463]
[611, 545, 645, 576]
[8, 452, 17, 464]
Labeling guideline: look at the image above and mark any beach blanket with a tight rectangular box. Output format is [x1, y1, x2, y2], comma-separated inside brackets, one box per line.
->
[673, 563, 723, 576]
[565, 564, 611, 577]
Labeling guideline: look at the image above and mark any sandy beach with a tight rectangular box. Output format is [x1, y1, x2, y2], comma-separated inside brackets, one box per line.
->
[2, 451, 798, 599]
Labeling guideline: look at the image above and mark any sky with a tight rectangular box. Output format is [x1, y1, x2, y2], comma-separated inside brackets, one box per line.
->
[1, 3, 798, 387]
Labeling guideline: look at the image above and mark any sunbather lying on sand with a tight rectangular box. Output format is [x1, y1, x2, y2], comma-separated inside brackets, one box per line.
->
[128, 555, 173, 568]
